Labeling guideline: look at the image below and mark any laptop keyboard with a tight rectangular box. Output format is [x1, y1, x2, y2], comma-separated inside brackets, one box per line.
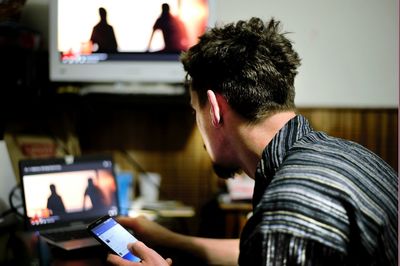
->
[41, 228, 91, 241]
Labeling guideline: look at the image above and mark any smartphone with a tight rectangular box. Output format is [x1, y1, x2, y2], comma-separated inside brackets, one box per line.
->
[87, 215, 141, 262]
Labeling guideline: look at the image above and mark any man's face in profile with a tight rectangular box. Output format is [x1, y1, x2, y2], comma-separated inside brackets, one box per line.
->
[190, 88, 241, 179]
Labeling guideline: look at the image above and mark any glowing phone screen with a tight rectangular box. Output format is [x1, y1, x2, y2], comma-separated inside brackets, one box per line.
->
[91, 217, 141, 262]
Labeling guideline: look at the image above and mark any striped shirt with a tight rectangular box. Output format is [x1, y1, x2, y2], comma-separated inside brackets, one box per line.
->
[239, 115, 398, 266]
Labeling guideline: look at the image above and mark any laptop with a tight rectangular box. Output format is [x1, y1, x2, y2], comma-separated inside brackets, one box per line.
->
[19, 154, 120, 250]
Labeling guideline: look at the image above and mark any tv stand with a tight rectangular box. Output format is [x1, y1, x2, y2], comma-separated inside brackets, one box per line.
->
[79, 82, 185, 96]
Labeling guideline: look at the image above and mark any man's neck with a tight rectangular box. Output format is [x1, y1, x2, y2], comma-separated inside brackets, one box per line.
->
[236, 111, 297, 178]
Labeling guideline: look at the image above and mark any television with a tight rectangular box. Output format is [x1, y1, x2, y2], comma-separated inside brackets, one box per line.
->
[49, 0, 216, 94]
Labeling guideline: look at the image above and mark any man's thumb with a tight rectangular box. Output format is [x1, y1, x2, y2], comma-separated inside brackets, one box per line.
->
[128, 241, 146, 256]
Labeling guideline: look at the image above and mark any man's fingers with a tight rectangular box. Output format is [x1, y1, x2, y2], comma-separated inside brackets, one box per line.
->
[166, 258, 173, 265]
[128, 241, 173, 265]
[107, 253, 138, 266]
[128, 241, 148, 259]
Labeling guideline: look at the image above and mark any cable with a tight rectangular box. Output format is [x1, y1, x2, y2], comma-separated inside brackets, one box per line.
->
[121, 150, 151, 178]
[121, 150, 169, 198]
[8, 184, 24, 219]
[0, 208, 14, 219]
[0, 184, 23, 220]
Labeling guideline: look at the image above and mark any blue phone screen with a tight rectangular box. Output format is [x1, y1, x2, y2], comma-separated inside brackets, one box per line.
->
[91, 217, 141, 262]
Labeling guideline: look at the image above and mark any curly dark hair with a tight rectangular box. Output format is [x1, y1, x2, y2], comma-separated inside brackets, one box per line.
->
[181, 17, 301, 122]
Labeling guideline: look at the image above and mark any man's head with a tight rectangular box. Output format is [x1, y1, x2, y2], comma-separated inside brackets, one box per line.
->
[161, 3, 170, 14]
[99, 7, 107, 21]
[182, 17, 301, 178]
[181, 17, 301, 123]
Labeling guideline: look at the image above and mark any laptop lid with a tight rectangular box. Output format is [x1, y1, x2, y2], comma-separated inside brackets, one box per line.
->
[19, 154, 119, 242]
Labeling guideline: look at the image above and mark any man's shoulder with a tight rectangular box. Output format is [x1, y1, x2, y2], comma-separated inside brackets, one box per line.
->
[286, 130, 388, 171]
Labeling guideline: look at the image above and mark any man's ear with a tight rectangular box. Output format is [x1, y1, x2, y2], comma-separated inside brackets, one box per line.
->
[207, 90, 222, 127]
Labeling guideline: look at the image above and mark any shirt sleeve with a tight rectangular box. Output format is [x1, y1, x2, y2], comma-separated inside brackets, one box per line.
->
[239, 231, 347, 266]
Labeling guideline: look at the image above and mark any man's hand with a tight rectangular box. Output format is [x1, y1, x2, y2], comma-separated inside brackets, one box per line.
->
[116, 216, 176, 247]
[107, 241, 173, 266]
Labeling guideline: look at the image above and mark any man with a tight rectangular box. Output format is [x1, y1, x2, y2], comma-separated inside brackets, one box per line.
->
[90, 7, 118, 53]
[47, 184, 66, 216]
[108, 17, 398, 266]
[82, 177, 107, 211]
[147, 3, 188, 53]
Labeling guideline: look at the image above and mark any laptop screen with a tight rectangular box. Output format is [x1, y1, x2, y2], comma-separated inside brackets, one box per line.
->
[19, 155, 119, 230]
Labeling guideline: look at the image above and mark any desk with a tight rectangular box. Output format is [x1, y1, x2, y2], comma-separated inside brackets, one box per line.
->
[0, 202, 195, 266]
[0, 228, 107, 266]
[38, 242, 107, 266]
[218, 196, 252, 238]
[129, 200, 195, 220]
[128, 200, 196, 235]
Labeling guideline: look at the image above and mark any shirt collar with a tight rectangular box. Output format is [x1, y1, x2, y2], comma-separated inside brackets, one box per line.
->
[252, 114, 313, 207]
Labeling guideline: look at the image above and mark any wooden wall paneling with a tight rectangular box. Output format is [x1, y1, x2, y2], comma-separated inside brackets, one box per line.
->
[77, 102, 219, 231]
[78, 105, 397, 235]
[299, 108, 398, 171]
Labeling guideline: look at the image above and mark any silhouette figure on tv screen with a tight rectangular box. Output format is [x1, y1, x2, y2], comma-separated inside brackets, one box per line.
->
[147, 3, 188, 52]
[83, 177, 106, 210]
[90, 7, 118, 53]
[47, 184, 66, 216]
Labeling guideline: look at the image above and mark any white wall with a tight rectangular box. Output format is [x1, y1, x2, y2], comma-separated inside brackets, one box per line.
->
[0, 141, 16, 209]
[22, 0, 399, 107]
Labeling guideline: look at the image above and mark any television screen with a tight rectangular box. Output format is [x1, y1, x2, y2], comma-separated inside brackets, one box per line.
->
[49, 0, 216, 88]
